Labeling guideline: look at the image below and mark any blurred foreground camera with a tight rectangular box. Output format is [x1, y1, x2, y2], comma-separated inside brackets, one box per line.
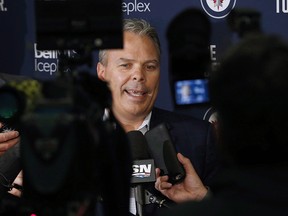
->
[0, 73, 131, 216]
[167, 8, 211, 108]
[0, 86, 25, 128]
[1, 0, 132, 216]
[19, 74, 131, 216]
[0, 79, 41, 130]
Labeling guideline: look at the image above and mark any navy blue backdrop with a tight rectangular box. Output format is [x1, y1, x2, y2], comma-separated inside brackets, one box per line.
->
[1, 0, 288, 118]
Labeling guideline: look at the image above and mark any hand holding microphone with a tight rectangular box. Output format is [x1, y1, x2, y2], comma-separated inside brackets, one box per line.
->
[145, 123, 186, 184]
[127, 130, 156, 216]
[154, 153, 208, 203]
[127, 126, 208, 209]
[127, 130, 156, 185]
[144, 123, 208, 203]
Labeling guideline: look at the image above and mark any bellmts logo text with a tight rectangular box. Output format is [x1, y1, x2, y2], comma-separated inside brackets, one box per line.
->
[34, 43, 58, 76]
[122, 0, 151, 15]
[0, 0, 7, 12]
[276, 0, 288, 13]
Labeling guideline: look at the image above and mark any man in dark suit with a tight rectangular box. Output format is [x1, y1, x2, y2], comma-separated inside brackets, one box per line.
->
[97, 18, 220, 215]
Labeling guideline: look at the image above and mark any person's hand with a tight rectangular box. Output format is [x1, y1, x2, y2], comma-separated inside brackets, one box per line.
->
[0, 123, 20, 156]
[8, 170, 23, 197]
[154, 153, 208, 203]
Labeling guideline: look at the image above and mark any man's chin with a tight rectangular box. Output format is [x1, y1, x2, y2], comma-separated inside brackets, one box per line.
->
[125, 106, 151, 117]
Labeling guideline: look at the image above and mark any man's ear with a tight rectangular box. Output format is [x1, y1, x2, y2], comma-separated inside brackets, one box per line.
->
[97, 62, 106, 81]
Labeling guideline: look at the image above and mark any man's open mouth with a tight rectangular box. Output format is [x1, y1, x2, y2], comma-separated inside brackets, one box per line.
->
[125, 89, 147, 96]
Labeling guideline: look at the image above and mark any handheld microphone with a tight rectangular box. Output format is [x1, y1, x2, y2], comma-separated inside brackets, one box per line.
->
[126, 131, 156, 216]
[127, 130, 156, 184]
[145, 123, 186, 184]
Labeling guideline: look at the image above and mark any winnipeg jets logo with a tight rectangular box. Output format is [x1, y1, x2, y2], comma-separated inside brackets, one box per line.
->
[200, 0, 237, 19]
[213, 0, 223, 10]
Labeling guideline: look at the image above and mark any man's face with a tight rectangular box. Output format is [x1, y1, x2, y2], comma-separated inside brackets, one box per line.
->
[97, 31, 160, 120]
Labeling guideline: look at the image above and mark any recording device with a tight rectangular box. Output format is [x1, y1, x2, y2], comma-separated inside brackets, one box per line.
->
[0, 0, 131, 215]
[145, 123, 186, 184]
[127, 130, 156, 216]
[166, 9, 212, 108]
[174, 78, 209, 106]
[127, 131, 156, 184]
[0, 85, 26, 129]
[0, 73, 131, 216]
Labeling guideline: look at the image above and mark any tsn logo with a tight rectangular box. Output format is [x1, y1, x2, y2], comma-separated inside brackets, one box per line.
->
[132, 164, 152, 178]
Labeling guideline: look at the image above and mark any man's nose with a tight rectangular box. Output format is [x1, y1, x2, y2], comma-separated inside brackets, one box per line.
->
[132, 67, 145, 82]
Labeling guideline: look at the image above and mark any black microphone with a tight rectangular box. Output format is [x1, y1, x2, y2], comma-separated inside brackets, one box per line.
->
[126, 131, 156, 216]
[145, 123, 186, 184]
[127, 130, 156, 184]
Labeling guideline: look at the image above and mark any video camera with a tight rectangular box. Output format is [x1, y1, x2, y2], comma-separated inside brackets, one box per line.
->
[0, 1, 132, 215]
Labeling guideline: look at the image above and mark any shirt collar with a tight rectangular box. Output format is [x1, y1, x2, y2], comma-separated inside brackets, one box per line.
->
[137, 111, 152, 134]
[103, 109, 152, 134]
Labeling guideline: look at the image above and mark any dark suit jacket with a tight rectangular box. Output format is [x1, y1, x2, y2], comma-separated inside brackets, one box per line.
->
[142, 107, 220, 216]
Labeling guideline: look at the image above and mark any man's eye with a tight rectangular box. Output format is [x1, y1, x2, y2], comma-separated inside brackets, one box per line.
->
[146, 65, 157, 71]
[120, 64, 130, 68]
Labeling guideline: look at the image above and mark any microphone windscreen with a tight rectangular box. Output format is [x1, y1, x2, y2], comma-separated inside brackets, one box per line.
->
[145, 123, 186, 184]
[126, 130, 150, 160]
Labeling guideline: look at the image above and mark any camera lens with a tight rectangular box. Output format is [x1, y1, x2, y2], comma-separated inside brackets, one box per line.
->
[0, 86, 25, 124]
